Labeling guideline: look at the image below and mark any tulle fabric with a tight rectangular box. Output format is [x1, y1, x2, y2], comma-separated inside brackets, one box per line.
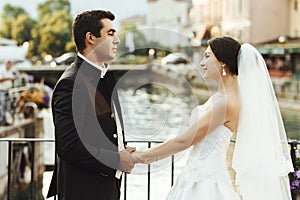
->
[232, 43, 294, 200]
[236, 175, 292, 200]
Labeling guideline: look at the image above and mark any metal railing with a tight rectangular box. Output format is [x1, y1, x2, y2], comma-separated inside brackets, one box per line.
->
[123, 140, 175, 200]
[0, 138, 55, 200]
[0, 138, 298, 200]
[0, 138, 175, 200]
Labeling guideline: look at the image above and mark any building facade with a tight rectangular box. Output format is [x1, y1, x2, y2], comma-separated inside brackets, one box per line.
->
[142, 0, 192, 48]
[189, 0, 290, 44]
[289, 0, 300, 38]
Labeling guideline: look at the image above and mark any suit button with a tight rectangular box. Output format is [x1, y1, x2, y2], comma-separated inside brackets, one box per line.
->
[111, 113, 115, 118]
[113, 134, 118, 138]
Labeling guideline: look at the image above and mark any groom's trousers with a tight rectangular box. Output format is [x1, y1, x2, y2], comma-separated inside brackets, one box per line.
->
[110, 178, 122, 200]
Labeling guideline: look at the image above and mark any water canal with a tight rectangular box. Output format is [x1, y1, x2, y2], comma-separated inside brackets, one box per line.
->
[119, 83, 300, 141]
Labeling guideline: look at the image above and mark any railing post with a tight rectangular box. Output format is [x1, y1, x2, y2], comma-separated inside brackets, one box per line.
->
[7, 141, 12, 200]
[290, 141, 298, 200]
[147, 142, 151, 200]
[123, 141, 127, 200]
[124, 172, 127, 200]
[54, 140, 57, 200]
[171, 155, 174, 186]
[30, 141, 35, 200]
[290, 141, 298, 169]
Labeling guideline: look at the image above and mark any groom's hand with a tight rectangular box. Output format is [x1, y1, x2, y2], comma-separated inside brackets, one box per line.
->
[125, 146, 136, 153]
[119, 150, 135, 173]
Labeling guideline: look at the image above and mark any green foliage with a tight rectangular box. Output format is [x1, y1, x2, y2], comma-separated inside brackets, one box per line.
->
[36, 0, 73, 57]
[28, 28, 41, 58]
[0, 17, 13, 38]
[37, 0, 71, 20]
[1, 4, 26, 18]
[65, 39, 76, 52]
[12, 14, 36, 45]
[0, 4, 28, 39]
[37, 10, 72, 56]
[0, 0, 73, 59]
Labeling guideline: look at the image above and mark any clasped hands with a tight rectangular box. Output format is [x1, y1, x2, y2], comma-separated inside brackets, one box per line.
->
[118, 146, 152, 174]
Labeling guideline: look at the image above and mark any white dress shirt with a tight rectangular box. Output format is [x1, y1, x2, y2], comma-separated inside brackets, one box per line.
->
[77, 53, 109, 78]
[113, 103, 125, 179]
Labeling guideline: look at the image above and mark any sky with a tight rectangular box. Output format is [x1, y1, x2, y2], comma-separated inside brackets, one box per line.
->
[0, 0, 148, 29]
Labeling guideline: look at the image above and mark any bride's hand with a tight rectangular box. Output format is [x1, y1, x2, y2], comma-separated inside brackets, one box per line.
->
[132, 152, 149, 164]
[132, 152, 157, 164]
[131, 152, 144, 163]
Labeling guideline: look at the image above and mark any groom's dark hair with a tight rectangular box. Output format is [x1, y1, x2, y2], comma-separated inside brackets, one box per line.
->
[73, 10, 115, 53]
[208, 36, 241, 75]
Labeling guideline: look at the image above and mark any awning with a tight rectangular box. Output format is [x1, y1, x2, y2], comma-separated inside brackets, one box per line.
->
[255, 39, 300, 55]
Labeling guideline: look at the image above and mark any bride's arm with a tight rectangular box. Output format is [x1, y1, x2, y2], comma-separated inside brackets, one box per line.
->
[133, 95, 229, 164]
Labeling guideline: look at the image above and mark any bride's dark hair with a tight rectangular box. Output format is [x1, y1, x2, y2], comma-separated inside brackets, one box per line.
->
[208, 36, 241, 75]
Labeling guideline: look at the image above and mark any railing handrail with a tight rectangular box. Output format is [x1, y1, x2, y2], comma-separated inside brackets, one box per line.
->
[0, 138, 55, 142]
[1, 137, 300, 144]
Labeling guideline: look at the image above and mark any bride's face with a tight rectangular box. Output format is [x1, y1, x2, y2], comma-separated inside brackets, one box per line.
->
[200, 46, 221, 81]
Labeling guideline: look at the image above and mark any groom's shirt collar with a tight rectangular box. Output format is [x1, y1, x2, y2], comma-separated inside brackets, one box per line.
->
[77, 52, 109, 78]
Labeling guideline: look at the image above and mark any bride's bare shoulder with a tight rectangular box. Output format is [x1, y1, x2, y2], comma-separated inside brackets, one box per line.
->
[212, 92, 239, 111]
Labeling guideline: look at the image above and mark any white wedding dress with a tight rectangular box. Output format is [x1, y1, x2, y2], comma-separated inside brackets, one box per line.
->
[166, 43, 293, 199]
[166, 101, 240, 200]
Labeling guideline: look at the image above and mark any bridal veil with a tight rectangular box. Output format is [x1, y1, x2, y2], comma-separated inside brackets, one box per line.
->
[232, 43, 294, 200]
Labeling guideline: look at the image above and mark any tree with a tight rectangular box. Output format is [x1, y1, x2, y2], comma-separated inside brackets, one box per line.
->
[65, 38, 76, 52]
[1, 4, 26, 18]
[37, 0, 71, 20]
[37, 10, 72, 56]
[36, 0, 73, 57]
[11, 14, 36, 45]
[0, 1, 73, 58]
[0, 4, 28, 39]
[28, 26, 41, 58]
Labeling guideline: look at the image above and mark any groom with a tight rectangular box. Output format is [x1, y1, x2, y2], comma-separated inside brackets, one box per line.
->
[47, 10, 136, 200]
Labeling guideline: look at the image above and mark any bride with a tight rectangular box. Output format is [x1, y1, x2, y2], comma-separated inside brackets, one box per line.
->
[132, 36, 294, 200]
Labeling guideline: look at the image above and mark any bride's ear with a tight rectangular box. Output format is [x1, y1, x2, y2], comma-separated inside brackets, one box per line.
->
[220, 62, 226, 67]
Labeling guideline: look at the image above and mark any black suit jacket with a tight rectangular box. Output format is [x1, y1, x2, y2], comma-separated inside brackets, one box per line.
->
[47, 56, 125, 199]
